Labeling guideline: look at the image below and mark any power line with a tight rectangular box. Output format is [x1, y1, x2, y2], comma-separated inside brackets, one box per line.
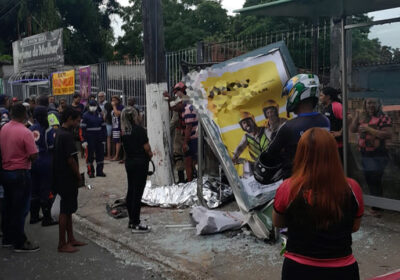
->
[0, 0, 23, 22]
[0, 0, 18, 15]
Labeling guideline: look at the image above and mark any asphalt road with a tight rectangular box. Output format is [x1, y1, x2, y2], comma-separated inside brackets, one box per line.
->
[0, 221, 164, 280]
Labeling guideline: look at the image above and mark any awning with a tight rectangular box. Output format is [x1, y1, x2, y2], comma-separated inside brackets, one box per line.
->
[8, 70, 49, 84]
[234, 0, 400, 17]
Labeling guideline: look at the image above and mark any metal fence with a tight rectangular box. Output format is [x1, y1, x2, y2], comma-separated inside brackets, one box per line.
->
[5, 22, 333, 113]
[71, 58, 147, 111]
[4, 58, 147, 116]
[166, 21, 331, 89]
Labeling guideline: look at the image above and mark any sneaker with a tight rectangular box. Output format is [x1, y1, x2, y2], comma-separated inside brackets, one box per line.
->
[96, 173, 106, 177]
[131, 224, 151, 233]
[2, 243, 12, 248]
[14, 240, 40, 253]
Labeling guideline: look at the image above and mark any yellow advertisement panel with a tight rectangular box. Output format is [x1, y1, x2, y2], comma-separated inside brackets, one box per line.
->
[186, 46, 294, 236]
[52, 69, 75, 95]
[189, 50, 290, 176]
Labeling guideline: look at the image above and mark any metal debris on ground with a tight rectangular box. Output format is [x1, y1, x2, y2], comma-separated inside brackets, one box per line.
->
[141, 177, 233, 209]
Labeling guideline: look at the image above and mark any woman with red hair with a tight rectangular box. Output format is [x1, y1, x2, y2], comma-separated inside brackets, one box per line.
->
[273, 127, 364, 280]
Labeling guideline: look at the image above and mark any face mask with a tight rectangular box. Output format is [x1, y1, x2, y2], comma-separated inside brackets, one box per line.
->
[89, 106, 97, 112]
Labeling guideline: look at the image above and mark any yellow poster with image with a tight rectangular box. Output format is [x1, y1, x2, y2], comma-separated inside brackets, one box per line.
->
[186, 45, 295, 231]
[197, 51, 290, 163]
[52, 69, 75, 95]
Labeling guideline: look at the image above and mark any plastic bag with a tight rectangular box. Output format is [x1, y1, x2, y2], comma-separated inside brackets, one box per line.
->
[51, 194, 61, 222]
[190, 206, 245, 235]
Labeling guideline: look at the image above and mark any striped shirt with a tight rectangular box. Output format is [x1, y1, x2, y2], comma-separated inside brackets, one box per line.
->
[182, 104, 198, 140]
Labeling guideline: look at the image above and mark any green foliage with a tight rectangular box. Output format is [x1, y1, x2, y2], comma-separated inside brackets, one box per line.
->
[115, 0, 228, 57]
[0, 0, 119, 65]
[56, 0, 117, 64]
[0, 54, 12, 64]
[114, 0, 143, 59]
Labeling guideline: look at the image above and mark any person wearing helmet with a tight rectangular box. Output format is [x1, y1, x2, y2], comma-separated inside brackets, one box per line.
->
[173, 82, 187, 98]
[80, 100, 107, 178]
[232, 111, 269, 171]
[262, 99, 287, 141]
[169, 96, 189, 183]
[255, 74, 330, 184]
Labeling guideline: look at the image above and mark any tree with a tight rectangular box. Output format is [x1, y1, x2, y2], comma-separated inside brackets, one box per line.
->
[114, 0, 229, 58]
[56, 0, 118, 64]
[0, 0, 119, 65]
[114, 0, 143, 59]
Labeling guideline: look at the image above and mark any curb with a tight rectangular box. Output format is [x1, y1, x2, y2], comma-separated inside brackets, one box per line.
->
[72, 214, 199, 280]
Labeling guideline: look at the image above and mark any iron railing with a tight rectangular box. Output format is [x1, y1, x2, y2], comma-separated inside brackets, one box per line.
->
[166, 22, 331, 89]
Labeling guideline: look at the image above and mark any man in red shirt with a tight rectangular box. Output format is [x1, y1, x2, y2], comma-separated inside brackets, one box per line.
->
[0, 103, 39, 252]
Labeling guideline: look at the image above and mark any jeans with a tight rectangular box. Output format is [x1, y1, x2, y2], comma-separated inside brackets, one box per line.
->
[31, 154, 52, 203]
[361, 155, 389, 197]
[125, 158, 149, 225]
[2, 170, 32, 248]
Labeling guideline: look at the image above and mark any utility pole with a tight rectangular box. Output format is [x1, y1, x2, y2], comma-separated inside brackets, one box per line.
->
[142, 0, 173, 186]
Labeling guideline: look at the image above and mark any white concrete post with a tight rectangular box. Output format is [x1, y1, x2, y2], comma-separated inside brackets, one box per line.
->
[146, 83, 173, 186]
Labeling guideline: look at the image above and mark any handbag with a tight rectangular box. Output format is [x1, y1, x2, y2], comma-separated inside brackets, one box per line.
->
[148, 159, 155, 176]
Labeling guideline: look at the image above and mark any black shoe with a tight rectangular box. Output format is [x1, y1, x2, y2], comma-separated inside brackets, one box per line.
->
[14, 240, 40, 253]
[88, 173, 95, 178]
[29, 216, 43, 224]
[96, 173, 106, 177]
[41, 217, 58, 227]
[131, 224, 151, 233]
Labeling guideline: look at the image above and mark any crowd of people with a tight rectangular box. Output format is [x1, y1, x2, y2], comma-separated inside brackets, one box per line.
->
[0, 91, 151, 253]
[0, 72, 393, 279]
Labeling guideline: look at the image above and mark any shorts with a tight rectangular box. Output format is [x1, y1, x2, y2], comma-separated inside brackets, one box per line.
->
[60, 190, 78, 214]
[112, 128, 121, 143]
[184, 138, 198, 160]
[106, 124, 112, 137]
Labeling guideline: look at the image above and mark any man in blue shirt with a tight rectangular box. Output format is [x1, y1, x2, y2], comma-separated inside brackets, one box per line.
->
[255, 74, 330, 184]
[81, 100, 107, 178]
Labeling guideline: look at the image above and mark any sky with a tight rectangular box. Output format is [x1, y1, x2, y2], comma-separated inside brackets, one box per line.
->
[112, 1, 400, 49]
[111, 0, 245, 39]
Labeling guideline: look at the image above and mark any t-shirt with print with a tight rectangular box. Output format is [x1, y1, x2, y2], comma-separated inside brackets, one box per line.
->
[112, 104, 124, 139]
[182, 104, 198, 140]
[0, 120, 38, 170]
[53, 127, 79, 196]
[357, 113, 391, 155]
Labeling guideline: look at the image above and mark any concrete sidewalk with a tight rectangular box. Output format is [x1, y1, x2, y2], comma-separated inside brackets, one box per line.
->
[75, 159, 400, 280]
